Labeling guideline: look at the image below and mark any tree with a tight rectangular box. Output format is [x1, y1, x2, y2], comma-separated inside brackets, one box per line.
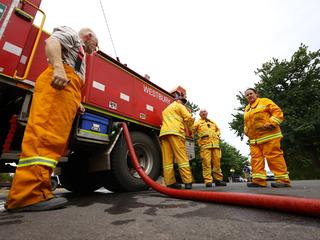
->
[189, 138, 249, 183]
[185, 100, 248, 182]
[229, 44, 320, 179]
[220, 140, 249, 181]
[185, 100, 200, 116]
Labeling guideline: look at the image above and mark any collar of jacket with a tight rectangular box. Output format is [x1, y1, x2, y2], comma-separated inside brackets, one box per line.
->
[248, 98, 260, 110]
[200, 118, 212, 123]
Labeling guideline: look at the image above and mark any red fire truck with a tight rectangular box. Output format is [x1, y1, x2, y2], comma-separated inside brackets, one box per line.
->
[0, 0, 194, 193]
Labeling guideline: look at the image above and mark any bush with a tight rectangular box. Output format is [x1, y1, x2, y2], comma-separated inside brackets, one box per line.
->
[0, 173, 13, 183]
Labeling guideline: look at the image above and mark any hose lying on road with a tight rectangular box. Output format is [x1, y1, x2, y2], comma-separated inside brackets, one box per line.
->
[120, 122, 320, 217]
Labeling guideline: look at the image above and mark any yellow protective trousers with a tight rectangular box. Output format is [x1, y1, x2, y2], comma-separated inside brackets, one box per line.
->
[161, 135, 193, 186]
[250, 138, 290, 186]
[6, 65, 83, 209]
[200, 147, 223, 183]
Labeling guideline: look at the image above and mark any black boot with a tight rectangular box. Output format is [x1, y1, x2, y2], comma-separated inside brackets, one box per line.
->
[214, 181, 227, 187]
[167, 183, 182, 189]
[247, 182, 266, 188]
[6, 197, 68, 212]
[271, 182, 291, 188]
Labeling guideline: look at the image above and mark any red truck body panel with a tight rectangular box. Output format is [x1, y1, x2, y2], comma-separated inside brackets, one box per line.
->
[84, 53, 172, 127]
[0, 0, 42, 77]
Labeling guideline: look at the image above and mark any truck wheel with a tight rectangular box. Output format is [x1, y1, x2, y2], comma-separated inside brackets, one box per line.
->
[59, 151, 103, 194]
[104, 131, 161, 192]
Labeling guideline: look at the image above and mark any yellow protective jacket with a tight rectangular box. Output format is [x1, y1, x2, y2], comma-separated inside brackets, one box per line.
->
[160, 101, 194, 139]
[244, 98, 284, 145]
[192, 118, 220, 148]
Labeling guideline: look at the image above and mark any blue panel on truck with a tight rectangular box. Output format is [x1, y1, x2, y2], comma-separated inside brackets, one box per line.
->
[80, 113, 109, 134]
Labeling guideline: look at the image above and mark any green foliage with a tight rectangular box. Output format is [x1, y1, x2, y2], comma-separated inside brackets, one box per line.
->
[229, 44, 320, 179]
[190, 138, 249, 183]
[220, 140, 249, 180]
[0, 173, 13, 183]
[186, 100, 200, 116]
[171, 100, 248, 183]
[183, 100, 249, 183]
[189, 136, 203, 183]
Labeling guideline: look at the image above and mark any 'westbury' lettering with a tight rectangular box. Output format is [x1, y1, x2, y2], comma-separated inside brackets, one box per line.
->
[143, 85, 171, 104]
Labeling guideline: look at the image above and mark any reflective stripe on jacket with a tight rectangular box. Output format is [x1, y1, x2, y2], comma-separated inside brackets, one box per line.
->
[160, 101, 194, 139]
[192, 118, 220, 148]
[244, 98, 284, 145]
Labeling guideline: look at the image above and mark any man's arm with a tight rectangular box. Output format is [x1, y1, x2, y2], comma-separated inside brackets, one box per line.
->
[45, 37, 69, 90]
[191, 121, 198, 136]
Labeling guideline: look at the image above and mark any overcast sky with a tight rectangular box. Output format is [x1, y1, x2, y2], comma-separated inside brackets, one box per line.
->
[35, 0, 320, 157]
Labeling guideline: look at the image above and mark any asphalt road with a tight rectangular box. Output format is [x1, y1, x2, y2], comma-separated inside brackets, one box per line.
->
[0, 180, 319, 240]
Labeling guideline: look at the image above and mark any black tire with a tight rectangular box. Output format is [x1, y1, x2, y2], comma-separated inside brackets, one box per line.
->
[103, 131, 161, 192]
[59, 151, 103, 194]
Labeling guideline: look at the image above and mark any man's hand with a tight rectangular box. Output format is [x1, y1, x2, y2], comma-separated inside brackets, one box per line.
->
[51, 66, 69, 90]
[78, 103, 85, 115]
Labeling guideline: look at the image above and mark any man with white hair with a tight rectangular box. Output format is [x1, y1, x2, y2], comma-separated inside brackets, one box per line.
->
[193, 109, 227, 187]
[6, 26, 99, 212]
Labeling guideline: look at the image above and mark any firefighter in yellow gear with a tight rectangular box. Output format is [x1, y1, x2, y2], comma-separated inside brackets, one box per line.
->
[159, 93, 194, 189]
[244, 88, 290, 188]
[5, 27, 99, 212]
[193, 109, 226, 187]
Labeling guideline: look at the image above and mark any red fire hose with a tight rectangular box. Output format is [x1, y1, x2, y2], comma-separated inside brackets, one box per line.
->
[120, 122, 320, 217]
